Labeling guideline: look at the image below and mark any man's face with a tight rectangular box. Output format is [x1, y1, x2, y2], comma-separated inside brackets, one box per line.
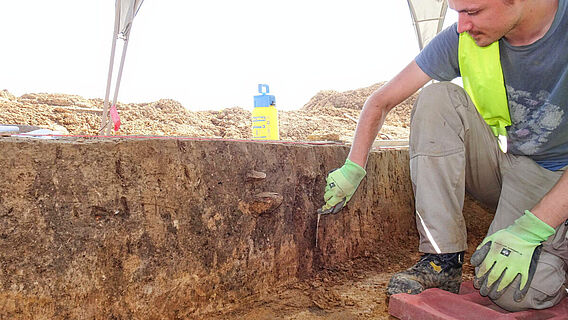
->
[449, 0, 522, 46]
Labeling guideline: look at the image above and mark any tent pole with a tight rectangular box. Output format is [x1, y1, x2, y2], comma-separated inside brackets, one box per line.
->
[406, 0, 424, 50]
[105, 38, 130, 135]
[101, 37, 118, 133]
[101, 0, 121, 134]
[437, 2, 449, 34]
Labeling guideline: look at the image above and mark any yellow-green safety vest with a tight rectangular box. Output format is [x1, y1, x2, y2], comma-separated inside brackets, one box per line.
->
[458, 32, 511, 152]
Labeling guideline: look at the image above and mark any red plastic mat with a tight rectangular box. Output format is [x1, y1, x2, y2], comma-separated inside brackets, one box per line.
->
[389, 281, 568, 320]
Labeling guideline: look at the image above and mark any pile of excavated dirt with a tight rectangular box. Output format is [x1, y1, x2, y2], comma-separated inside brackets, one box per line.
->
[0, 84, 414, 141]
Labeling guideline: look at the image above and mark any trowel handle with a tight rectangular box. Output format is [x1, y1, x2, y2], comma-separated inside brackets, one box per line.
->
[258, 84, 270, 94]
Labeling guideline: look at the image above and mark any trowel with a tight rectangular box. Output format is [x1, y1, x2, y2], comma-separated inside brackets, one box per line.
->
[315, 199, 346, 248]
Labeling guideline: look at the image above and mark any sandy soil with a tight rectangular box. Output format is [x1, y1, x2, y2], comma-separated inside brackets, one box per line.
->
[0, 83, 411, 141]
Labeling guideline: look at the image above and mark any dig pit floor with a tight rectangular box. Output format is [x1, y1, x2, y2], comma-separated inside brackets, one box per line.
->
[208, 252, 480, 320]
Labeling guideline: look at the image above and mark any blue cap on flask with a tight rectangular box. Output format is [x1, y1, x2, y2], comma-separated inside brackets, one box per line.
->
[254, 84, 276, 107]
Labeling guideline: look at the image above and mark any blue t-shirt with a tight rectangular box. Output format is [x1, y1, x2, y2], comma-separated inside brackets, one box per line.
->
[416, 0, 568, 171]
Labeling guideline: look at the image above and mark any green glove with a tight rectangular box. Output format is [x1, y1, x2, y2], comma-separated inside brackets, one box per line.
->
[471, 210, 555, 301]
[318, 159, 366, 214]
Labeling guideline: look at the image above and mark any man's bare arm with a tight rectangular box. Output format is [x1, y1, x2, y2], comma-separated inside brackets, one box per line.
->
[348, 60, 432, 167]
[532, 170, 568, 228]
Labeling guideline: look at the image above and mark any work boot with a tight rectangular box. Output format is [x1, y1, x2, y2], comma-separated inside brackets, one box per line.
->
[386, 251, 464, 296]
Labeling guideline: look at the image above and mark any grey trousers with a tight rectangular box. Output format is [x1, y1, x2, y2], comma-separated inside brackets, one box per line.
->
[409, 82, 568, 311]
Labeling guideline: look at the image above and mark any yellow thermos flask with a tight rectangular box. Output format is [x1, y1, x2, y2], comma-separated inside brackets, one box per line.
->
[252, 84, 279, 140]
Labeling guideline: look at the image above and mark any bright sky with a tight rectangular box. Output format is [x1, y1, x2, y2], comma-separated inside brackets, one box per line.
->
[1, 1, 456, 111]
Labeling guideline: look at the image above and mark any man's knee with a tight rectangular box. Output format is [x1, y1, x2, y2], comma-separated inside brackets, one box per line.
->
[412, 82, 468, 118]
[491, 253, 567, 312]
[410, 82, 470, 152]
[417, 81, 463, 99]
[411, 82, 473, 139]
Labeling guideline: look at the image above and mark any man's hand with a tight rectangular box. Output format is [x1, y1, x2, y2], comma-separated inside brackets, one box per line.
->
[471, 210, 555, 301]
[318, 159, 366, 215]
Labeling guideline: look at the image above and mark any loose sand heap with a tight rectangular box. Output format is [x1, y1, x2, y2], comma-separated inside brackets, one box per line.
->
[0, 83, 415, 141]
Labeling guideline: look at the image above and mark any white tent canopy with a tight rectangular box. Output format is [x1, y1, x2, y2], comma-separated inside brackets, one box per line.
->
[407, 0, 448, 50]
[118, 0, 144, 40]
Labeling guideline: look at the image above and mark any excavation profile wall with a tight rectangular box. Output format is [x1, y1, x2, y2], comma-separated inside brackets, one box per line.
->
[0, 138, 418, 318]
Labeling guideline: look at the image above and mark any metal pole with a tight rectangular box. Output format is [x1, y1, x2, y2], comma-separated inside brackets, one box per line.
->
[105, 38, 129, 135]
[101, 0, 121, 133]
